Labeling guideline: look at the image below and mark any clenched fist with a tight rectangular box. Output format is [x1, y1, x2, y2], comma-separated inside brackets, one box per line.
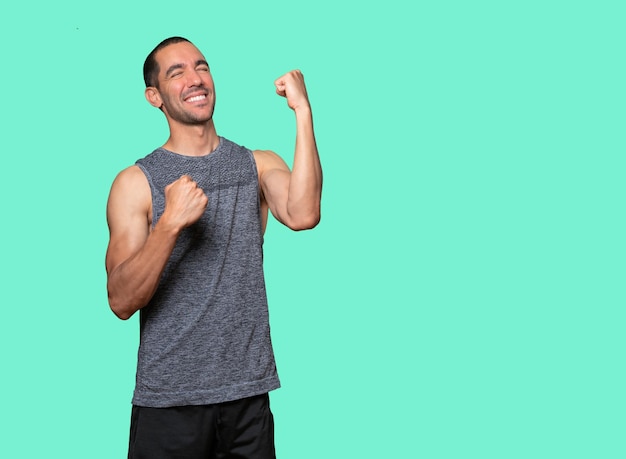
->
[274, 70, 310, 112]
[161, 175, 208, 231]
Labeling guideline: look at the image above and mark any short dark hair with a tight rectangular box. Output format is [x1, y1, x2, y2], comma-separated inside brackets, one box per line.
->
[143, 36, 191, 88]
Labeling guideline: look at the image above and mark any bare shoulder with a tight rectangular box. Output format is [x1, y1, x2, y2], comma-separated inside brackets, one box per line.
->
[252, 149, 290, 176]
[108, 165, 150, 201]
[110, 165, 149, 191]
[107, 165, 152, 227]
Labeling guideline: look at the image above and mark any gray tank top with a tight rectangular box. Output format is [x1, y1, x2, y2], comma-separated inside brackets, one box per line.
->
[133, 137, 280, 407]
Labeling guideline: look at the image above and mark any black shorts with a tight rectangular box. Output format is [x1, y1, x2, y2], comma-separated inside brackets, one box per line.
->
[128, 393, 276, 459]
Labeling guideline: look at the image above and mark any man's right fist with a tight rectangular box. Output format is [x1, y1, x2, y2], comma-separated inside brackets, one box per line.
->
[162, 175, 208, 230]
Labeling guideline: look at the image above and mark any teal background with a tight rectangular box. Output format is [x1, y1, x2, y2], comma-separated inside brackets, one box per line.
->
[1, 0, 624, 457]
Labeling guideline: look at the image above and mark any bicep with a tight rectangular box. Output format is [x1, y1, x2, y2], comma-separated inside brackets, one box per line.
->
[105, 166, 152, 275]
[254, 150, 292, 225]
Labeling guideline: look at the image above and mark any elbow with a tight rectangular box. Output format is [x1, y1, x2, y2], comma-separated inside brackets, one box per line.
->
[108, 291, 138, 321]
[109, 300, 133, 321]
[283, 193, 322, 231]
[107, 276, 153, 320]
[106, 269, 147, 320]
[112, 307, 134, 321]
[288, 211, 321, 231]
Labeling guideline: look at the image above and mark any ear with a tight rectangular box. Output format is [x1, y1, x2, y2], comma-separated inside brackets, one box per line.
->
[145, 87, 163, 109]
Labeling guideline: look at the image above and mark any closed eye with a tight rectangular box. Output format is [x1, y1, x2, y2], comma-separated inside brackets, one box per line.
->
[165, 63, 185, 79]
[196, 59, 210, 72]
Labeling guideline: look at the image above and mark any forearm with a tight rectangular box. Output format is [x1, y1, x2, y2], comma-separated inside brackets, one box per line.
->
[286, 106, 322, 228]
[107, 224, 179, 320]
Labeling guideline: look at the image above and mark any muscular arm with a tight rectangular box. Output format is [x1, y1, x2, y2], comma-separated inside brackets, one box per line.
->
[105, 167, 207, 320]
[255, 70, 322, 231]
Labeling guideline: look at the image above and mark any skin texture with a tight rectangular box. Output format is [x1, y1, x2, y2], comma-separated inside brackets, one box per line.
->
[105, 41, 322, 320]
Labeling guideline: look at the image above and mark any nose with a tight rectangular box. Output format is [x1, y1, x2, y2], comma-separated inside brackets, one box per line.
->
[188, 69, 202, 87]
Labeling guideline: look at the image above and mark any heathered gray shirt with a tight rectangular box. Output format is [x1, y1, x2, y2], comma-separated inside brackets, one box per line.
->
[133, 137, 280, 408]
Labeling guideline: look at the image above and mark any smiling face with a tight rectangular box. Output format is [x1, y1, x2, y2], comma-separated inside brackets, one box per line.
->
[146, 41, 216, 126]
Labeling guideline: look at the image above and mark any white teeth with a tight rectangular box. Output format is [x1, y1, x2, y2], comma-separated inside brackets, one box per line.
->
[187, 95, 206, 102]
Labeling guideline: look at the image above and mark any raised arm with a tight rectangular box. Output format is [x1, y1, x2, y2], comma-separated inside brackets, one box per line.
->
[105, 167, 208, 319]
[255, 70, 322, 231]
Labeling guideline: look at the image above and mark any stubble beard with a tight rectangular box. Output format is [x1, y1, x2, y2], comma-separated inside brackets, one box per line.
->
[163, 91, 215, 126]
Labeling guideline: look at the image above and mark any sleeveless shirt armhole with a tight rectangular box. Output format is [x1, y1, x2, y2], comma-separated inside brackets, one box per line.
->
[243, 148, 265, 243]
[245, 148, 260, 188]
[135, 162, 158, 228]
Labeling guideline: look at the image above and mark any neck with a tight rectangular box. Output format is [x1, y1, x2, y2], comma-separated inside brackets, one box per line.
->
[163, 119, 220, 156]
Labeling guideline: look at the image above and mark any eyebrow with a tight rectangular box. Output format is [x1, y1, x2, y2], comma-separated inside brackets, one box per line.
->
[165, 60, 209, 78]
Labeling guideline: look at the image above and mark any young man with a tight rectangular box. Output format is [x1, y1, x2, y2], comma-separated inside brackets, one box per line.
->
[105, 36, 322, 458]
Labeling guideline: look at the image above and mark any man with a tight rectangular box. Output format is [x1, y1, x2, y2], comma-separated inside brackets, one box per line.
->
[105, 36, 322, 458]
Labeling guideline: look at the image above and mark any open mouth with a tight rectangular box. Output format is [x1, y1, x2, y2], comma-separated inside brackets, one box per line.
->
[185, 94, 207, 103]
